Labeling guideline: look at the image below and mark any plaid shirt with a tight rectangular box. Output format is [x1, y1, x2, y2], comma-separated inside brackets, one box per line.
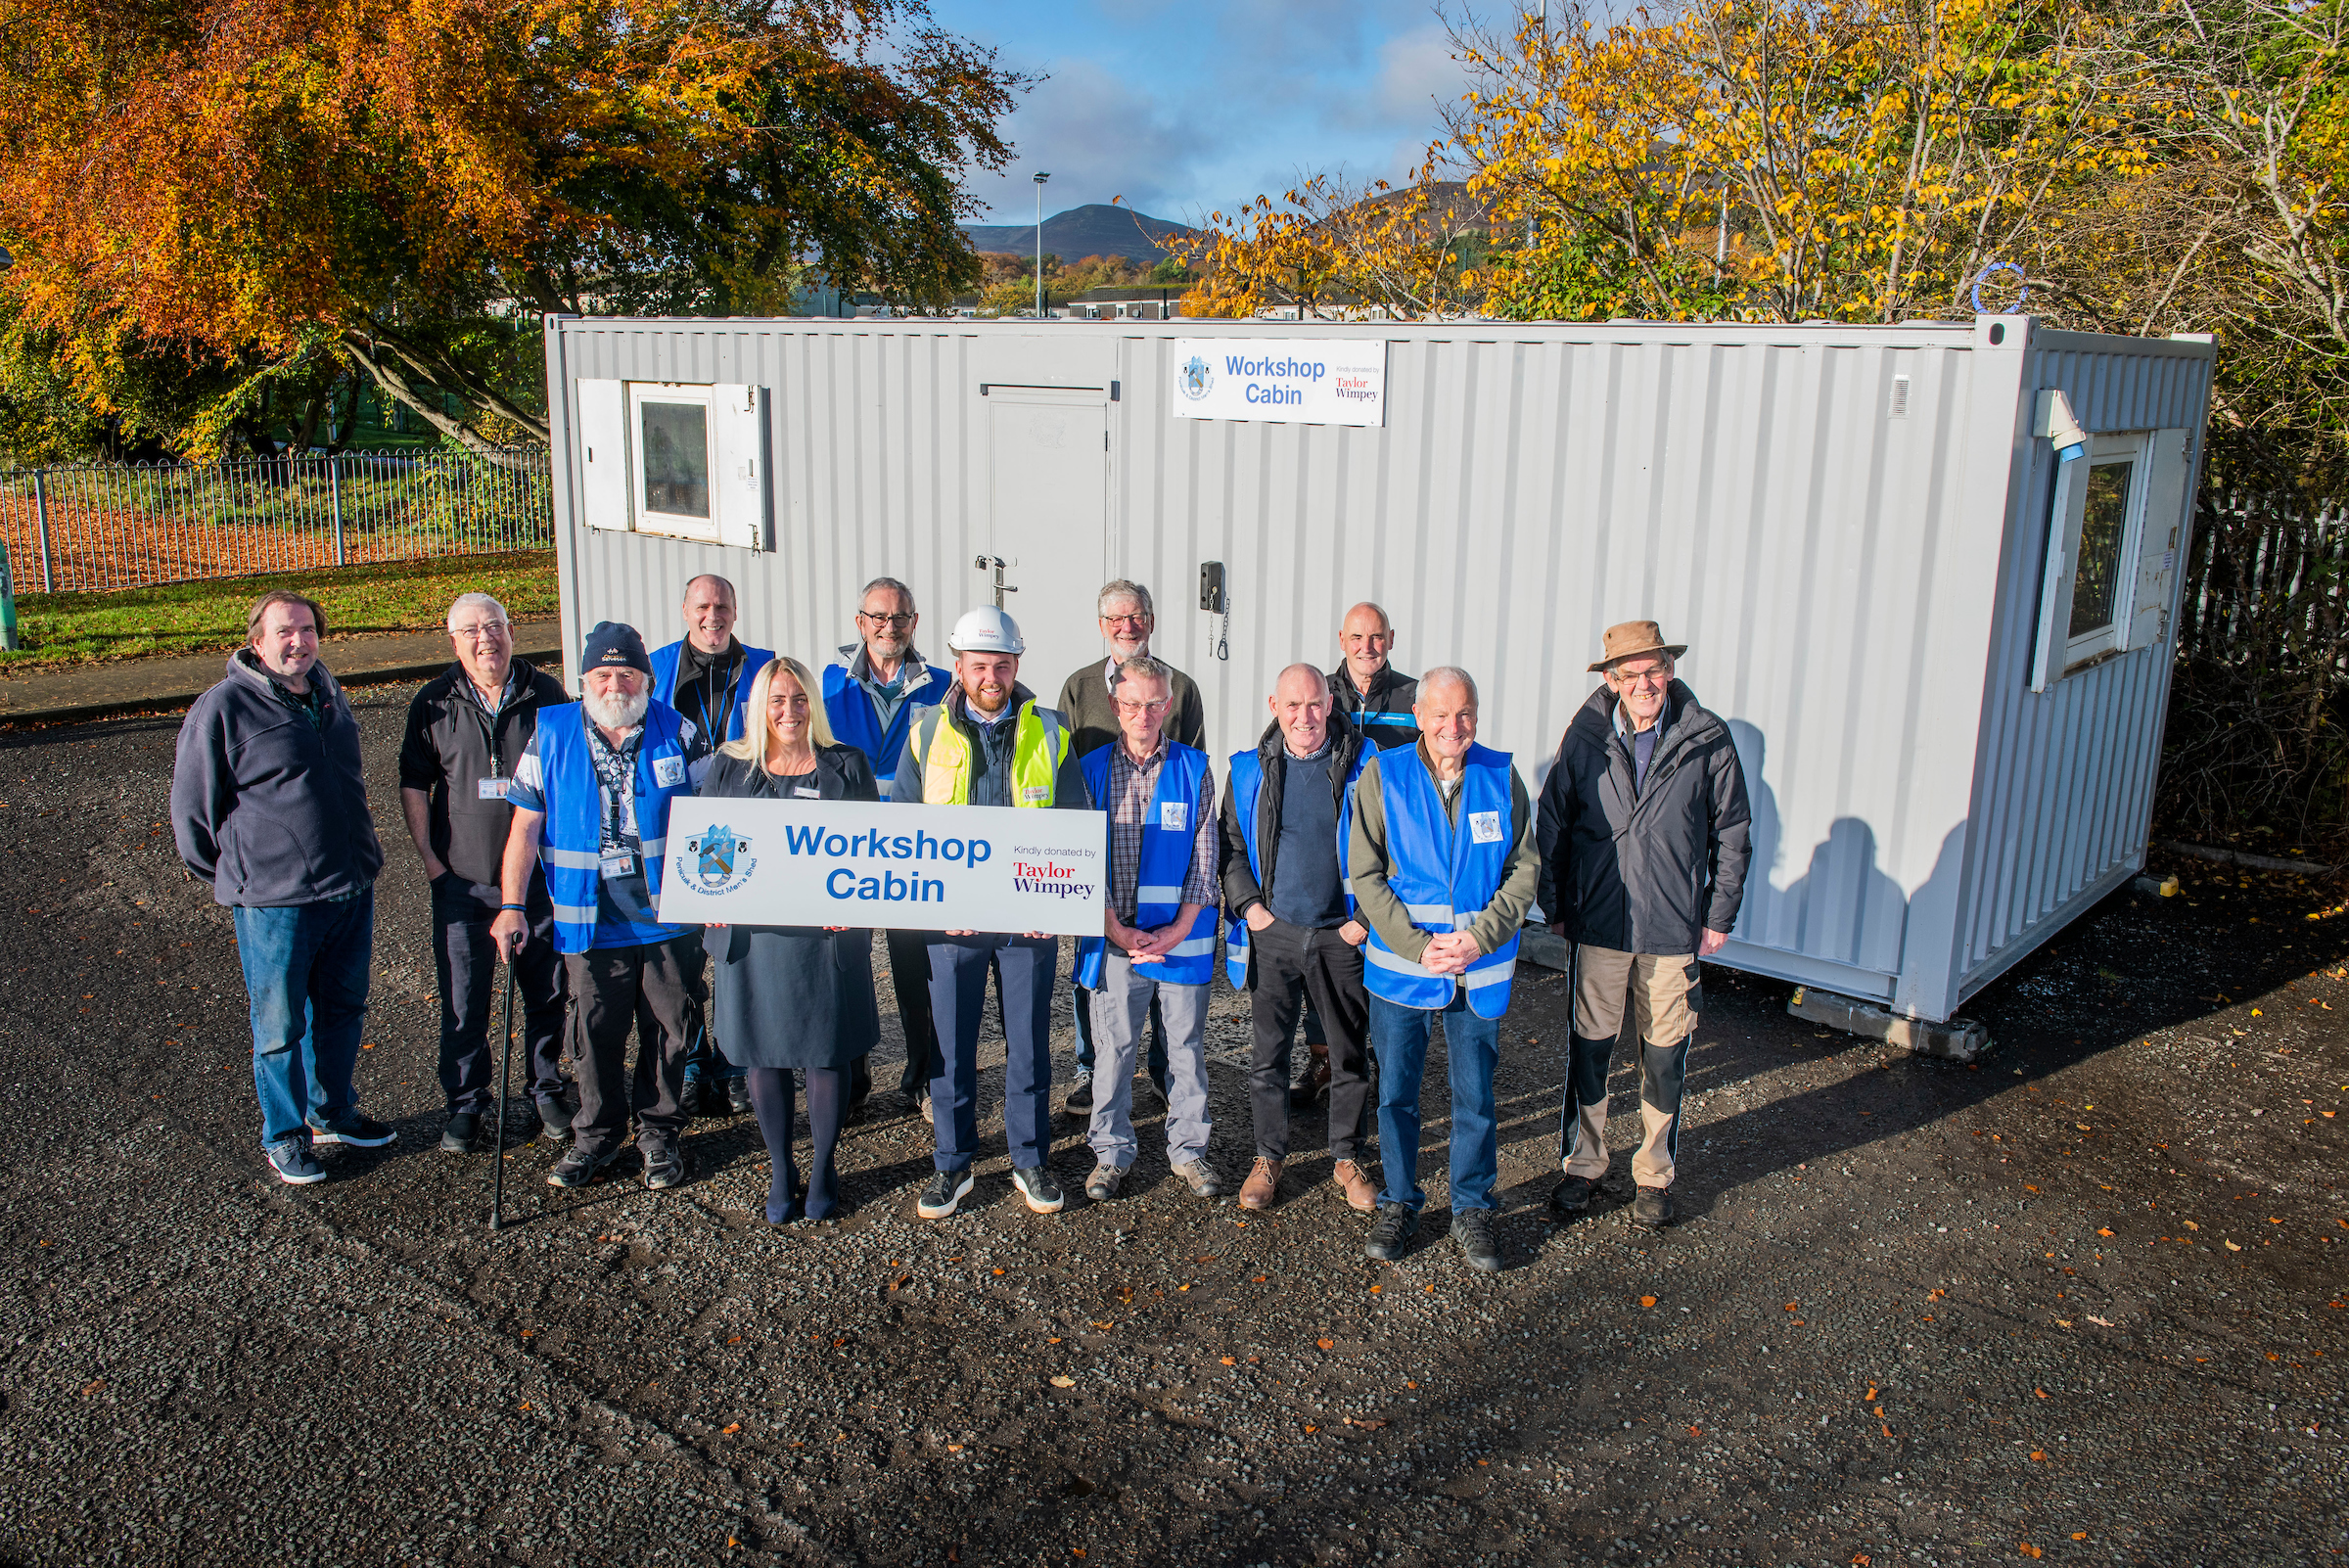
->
[1105, 738, 1220, 924]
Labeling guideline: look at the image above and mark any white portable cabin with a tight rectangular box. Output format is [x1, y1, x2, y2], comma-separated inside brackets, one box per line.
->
[539, 313, 2214, 1023]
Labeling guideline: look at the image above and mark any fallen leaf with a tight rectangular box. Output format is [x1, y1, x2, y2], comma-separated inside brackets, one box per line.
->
[1347, 1416, 1389, 1429]
[1221, 1357, 1235, 1365]
[1369, 1284, 1382, 1294]
[2072, 1533, 2089, 1542]
[2055, 1318, 2074, 1328]
[2019, 1545, 2043, 1560]
[1304, 1424, 1318, 1433]
[2226, 1240, 2243, 1252]
[2024, 1185, 2040, 1194]
[2036, 1388, 2050, 1399]
[2087, 1315, 2114, 1327]
[722, 1423, 740, 1435]
[993, 1268, 1005, 1275]
[2185, 1220, 2200, 1230]
[2030, 1451, 2047, 1460]
[891, 1276, 910, 1290]
[1316, 1338, 1334, 1350]
[946, 1444, 962, 1452]
[2097, 1227, 2113, 1237]
[1639, 1296, 1658, 1309]
[1049, 1375, 1076, 1389]
[1783, 1301, 1800, 1312]
[1688, 1425, 1704, 1437]
[1853, 1555, 1872, 1566]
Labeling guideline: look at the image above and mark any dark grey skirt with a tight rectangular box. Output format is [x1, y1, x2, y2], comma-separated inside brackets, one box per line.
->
[705, 923, 881, 1071]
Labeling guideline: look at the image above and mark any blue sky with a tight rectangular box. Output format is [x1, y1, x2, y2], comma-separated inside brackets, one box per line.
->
[928, 0, 1476, 226]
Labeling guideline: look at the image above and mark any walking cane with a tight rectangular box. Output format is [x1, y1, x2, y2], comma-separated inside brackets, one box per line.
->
[490, 962, 517, 1232]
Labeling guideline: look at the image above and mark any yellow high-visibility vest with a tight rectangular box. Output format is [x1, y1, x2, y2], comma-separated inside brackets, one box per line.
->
[916, 700, 1069, 807]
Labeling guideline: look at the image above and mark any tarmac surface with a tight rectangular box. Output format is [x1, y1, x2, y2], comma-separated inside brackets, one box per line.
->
[0, 680, 2341, 1567]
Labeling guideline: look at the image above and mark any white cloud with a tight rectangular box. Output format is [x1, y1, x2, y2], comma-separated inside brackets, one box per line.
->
[962, 58, 1205, 221]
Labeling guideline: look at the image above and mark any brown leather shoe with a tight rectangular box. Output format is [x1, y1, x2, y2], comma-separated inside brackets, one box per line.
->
[1331, 1159, 1378, 1214]
[1239, 1156, 1282, 1210]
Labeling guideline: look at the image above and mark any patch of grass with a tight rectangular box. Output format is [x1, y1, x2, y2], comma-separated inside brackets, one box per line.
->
[0, 551, 557, 665]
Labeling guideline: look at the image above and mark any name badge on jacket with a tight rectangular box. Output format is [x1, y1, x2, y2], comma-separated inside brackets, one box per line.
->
[477, 777, 509, 801]
[653, 756, 686, 788]
[1468, 810, 1504, 844]
[1159, 801, 1188, 832]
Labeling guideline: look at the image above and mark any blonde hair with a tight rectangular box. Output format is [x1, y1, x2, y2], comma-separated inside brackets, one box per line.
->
[719, 655, 835, 761]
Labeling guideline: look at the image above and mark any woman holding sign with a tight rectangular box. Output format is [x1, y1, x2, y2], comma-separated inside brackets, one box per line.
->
[699, 656, 881, 1223]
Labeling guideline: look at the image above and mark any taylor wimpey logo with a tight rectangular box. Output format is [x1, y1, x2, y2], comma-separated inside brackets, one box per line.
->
[1012, 857, 1095, 900]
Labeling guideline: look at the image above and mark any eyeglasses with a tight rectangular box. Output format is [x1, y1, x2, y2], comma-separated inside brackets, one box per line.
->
[1614, 668, 1672, 688]
[450, 623, 510, 640]
[1100, 613, 1150, 628]
[1116, 697, 1171, 715]
[860, 611, 915, 627]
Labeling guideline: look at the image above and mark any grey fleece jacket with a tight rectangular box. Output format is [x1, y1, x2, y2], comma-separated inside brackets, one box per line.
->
[171, 651, 385, 907]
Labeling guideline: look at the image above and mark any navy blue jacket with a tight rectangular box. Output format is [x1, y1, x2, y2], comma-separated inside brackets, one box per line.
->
[171, 652, 384, 907]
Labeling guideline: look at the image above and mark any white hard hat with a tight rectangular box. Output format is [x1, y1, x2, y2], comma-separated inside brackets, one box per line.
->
[947, 605, 1026, 655]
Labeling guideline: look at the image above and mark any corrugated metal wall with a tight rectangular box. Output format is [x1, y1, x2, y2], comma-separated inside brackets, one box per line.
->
[1951, 332, 2215, 1000]
[543, 315, 2210, 1019]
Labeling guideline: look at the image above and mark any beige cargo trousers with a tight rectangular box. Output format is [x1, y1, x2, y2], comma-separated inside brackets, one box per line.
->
[1560, 944, 1700, 1190]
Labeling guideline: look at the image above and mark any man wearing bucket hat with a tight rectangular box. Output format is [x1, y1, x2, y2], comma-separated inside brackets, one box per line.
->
[890, 604, 1092, 1222]
[1537, 621, 1751, 1230]
[491, 622, 716, 1192]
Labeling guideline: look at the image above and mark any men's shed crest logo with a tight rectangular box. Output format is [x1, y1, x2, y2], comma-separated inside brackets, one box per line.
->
[677, 826, 757, 895]
[1178, 355, 1214, 400]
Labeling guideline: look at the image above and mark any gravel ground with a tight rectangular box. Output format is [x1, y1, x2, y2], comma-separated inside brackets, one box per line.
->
[0, 684, 2340, 1567]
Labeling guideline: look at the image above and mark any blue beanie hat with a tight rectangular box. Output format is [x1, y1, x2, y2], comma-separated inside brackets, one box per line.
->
[580, 621, 652, 676]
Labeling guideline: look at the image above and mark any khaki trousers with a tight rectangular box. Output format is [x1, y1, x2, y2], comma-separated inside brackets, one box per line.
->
[1560, 945, 1700, 1189]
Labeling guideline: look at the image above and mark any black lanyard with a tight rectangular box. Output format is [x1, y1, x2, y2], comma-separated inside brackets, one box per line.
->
[462, 675, 514, 778]
[697, 652, 744, 741]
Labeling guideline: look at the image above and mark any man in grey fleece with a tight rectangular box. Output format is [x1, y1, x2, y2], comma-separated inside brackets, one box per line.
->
[171, 590, 392, 1186]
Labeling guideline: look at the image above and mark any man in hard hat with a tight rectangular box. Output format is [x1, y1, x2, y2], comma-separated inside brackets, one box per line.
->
[822, 575, 953, 1124]
[1350, 667, 1540, 1273]
[1537, 621, 1751, 1231]
[647, 573, 772, 1119]
[1054, 579, 1204, 1116]
[891, 605, 1092, 1221]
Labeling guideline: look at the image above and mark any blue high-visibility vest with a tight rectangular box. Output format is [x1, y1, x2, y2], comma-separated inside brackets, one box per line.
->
[821, 660, 952, 784]
[1359, 743, 1520, 1017]
[1073, 743, 1219, 989]
[1222, 741, 1371, 988]
[649, 640, 774, 744]
[535, 701, 696, 953]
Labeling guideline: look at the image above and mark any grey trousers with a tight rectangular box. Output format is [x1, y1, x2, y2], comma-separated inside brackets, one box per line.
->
[1086, 951, 1213, 1170]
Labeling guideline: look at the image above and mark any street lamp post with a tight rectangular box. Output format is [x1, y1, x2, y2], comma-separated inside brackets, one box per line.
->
[1034, 171, 1051, 319]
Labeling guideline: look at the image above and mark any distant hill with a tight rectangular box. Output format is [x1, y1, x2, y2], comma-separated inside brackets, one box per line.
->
[962, 204, 1196, 264]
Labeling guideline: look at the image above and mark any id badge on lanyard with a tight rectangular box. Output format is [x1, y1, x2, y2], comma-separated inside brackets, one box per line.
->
[600, 849, 637, 879]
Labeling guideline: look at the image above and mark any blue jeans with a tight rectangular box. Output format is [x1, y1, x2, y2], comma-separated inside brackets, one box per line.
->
[1370, 989, 1501, 1213]
[233, 890, 375, 1147]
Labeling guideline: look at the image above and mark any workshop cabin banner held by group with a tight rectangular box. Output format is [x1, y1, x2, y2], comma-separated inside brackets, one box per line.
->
[655, 800, 1109, 938]
[1171, 339, 1387, 427]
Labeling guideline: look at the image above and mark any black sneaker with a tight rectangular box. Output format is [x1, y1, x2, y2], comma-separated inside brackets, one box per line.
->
[1548, 1173, 1596, 1214]
[1632, 1186, 1676, 1229]
[1010, 1166, 1066, 1214]
[308, 1113, 396, 1148]
[1363, 1201, 1417, 1262]
[535, 1097, 575, 1143]
[1064, 1071, 1094, 1112]
[546, 1147, 611, 1188]
[725, 1076, 755, 1117]
[439, 1110, 480, 1154]
[917, 1170, 976, 1220]
[1451, 1209, 1503, 1272]
[642, 1142, 687, 1190]
[678, 1078, 708, 1119]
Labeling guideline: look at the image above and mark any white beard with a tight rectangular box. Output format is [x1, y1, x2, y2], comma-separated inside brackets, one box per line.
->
[584, 687, 649, 731]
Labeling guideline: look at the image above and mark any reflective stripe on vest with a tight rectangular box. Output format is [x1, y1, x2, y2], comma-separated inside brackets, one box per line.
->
[917, 701, 1067, 807]
[536, 700, 696, 954]
[650, 640, 774, 745]
[1221, 741, 1371, 989]
[1075, 742, 1218, 990]
[821, 661, 952, 784]
[1359, 743, 1520, 1017]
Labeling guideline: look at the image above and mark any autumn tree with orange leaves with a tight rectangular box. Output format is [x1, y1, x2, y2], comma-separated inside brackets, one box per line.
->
[0, 0, 1021, 460]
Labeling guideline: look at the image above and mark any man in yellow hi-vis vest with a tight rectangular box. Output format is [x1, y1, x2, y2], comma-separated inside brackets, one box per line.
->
[890, 606, 1093, 1221]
